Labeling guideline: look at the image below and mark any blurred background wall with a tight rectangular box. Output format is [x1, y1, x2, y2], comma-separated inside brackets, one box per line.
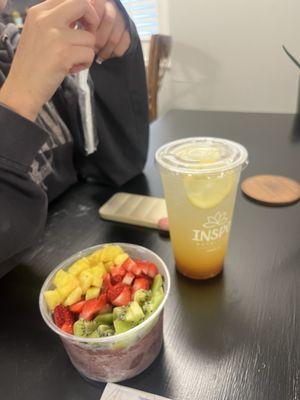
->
[159, 0, 300, 115]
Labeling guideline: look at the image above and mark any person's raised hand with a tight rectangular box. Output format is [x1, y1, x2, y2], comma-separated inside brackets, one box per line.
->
[0, 0, 99, 121]
[92, 0, 131, 61]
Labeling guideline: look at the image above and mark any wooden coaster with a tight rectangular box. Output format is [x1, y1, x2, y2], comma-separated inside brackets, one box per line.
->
[242, 175, 300, 206]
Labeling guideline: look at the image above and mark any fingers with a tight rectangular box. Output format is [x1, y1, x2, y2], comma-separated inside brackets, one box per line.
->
[113, 30, 130, 57]
[70, 63, 88, 74]
[65, 28, 96, 48]
[52, 0, 100, 33]
[94, 1, 116, 51]
[69, 45, 95, 72]
[97, 8, 125, 59]
[91, 0, 106, 25]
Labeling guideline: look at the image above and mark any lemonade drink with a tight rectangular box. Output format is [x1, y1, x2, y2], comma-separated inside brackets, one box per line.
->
[156, 138, 248, 279]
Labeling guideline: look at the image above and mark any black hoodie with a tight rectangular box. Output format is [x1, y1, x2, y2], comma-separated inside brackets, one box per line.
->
[0, 5, 149, 275]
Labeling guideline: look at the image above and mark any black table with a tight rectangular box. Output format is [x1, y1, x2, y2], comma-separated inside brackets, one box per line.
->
[1, 110, 299, 400]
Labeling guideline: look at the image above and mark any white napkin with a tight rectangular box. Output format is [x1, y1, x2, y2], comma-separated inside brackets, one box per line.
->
[100, 383, 172, 400]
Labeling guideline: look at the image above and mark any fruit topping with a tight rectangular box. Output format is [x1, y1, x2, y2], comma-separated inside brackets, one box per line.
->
[44, 245, 165, 338]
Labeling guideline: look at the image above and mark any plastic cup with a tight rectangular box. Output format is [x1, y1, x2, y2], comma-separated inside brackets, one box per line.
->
[156, 137, 248, 280]
[39, 243, 171, 383]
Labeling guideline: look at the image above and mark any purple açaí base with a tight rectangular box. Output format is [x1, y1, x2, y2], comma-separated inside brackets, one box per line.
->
[61, 315, 163, 383]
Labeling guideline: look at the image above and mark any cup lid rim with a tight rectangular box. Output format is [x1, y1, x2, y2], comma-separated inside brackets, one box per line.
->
[155, 137, 249, 175]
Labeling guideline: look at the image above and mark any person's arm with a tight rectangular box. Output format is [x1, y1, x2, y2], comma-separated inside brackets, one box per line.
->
[0, 0, 99, 267]
[85, 0, 149, 186]
[0, 105, 48, 264]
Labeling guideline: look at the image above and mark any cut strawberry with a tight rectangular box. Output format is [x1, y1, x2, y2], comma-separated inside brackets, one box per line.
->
[63, 307, 75, 326]
[132, 278, 150, 294]
[111, 275, 123, 284]
[122, 272, 135, 286]
[146, 263, 159, 278]
[69, 300, 86, 313]
[111, 265, 126, 279]
[80, 293, 107, 320]
[139, 273, 152, 283]
[122, 257, 137, 273]
[107, 283, 126, 303]
[136, 259, 148, 268]
[53, 305, 74, 332]
[98, 303, 113, 314]
[132, 264, 143, 276]
[53, 305, 66, 328]
[137, 260, 159, 278]
[112, 286, 132, 307]
[102, 273, 112, 293]
[110, 265, 127, 283]
[61, 323, 73, 335]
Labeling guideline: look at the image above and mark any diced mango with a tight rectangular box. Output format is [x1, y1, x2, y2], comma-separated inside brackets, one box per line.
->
[64, 286, 83, 306]
[100, 245, 123, 263]
[85, 287, 100, 300]
[57, 278, 79, 301]
[79, 269, 93, 294]
[114, 253, 129, 266]
[44, 290, 62, 311]
[53, 269, 74, 288]
[68, 257, 90, 276]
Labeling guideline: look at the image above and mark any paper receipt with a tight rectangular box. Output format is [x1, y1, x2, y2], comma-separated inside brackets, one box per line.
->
[100, 383, 172, 400]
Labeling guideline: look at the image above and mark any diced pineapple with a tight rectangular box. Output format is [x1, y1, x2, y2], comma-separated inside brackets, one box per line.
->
[87, 250, 103, 265]
[104, 261, 114, 272]
[64, 286, 83, 306]
[68, 257, 90, 276]
[44, 290, 62, 311]
[100, 245, 123, 263]
[90, 264, 106, 277]
[114, 253, 129, 266]
[92, 276, 103, 288]
[57, 278, 79, 301]
[53, 269, 74, 288]
[79, 269, 93, 294]
[85, 287, 100, 300]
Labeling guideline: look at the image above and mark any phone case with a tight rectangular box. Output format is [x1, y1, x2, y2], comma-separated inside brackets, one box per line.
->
[99, 192, 168, 229]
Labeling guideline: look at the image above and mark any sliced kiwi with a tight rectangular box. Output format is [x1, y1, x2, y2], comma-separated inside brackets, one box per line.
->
[84, 320, 98, 335]
[93, 313, 114, 326]
[134, 289, 151, 305]
[73, 320, 86, 337]
[87, 324, 115, 338]
[114, 319, 134, 334]
[73, 319, 97, 337]
[143, 287, 164, 317]
[88, 330, 100, 338]
[151, 274, 163, 294]
[97, 324, 115, 337]
[113, 306, 127, 321]
[124, 301, 145, 323]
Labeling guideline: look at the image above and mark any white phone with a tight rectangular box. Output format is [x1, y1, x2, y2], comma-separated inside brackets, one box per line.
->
[99, 192, 168, 230]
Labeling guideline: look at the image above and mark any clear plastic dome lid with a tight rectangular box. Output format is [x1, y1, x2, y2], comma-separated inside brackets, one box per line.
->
[155, 137, 248, 175]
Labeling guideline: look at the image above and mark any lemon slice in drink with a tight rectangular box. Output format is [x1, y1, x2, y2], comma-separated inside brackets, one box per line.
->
[184, 172, 235, 209]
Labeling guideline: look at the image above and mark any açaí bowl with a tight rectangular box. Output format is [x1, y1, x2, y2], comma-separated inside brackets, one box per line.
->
[39, 243, 171, 383]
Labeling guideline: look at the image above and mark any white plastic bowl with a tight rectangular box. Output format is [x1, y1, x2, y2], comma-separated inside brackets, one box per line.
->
[39, 243, 171, 382]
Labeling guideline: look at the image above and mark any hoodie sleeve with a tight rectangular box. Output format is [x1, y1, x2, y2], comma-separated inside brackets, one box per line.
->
[0, 104, 48, 267]
[83, 2, 149, 186]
